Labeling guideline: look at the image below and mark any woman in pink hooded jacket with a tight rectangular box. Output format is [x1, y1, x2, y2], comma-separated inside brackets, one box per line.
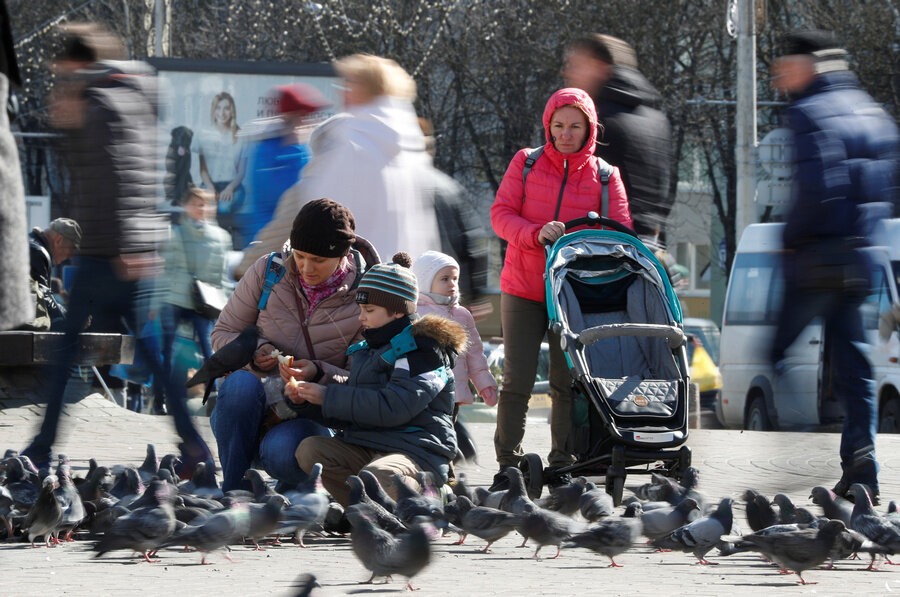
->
[489, 87, 632, 491]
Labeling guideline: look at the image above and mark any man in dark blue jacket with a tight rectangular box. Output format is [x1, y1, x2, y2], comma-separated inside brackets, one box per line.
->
[770, 30, 900, 504]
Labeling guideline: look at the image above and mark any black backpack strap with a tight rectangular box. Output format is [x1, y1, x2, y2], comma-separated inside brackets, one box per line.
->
[521, 146, 545, 201]
[596, 157, 613, 219]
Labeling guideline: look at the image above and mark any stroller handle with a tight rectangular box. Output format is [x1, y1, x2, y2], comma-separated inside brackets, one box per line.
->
[579, 323, 686, 350]
[563, 212, 638, 238]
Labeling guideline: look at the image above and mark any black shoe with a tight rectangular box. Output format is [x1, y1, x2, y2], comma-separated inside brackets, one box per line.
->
[544, 467, 573, 489]
[836, 480, 880, 506]
[489, 470, 510, 492]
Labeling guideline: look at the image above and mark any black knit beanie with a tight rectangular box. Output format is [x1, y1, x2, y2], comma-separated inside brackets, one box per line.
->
[290, 198, 356, 257]
[355, 252, 418, 316]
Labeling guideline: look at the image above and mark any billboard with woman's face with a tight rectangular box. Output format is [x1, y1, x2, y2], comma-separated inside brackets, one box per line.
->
[148, 58, 342, 248]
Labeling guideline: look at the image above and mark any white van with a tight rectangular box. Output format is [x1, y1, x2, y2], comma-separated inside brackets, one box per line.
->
[717, 220, 900, 431]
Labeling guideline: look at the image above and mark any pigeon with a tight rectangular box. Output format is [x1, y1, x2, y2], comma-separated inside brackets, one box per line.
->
[23, 475, 63, 547]
[158, 454, 180, 481]
[346, 475, 406, 535]
[245, 495, 287, 549]
[518, 507, 586, 560]
[178, 459, 223, 500]
[54, 464, 85, 541]
[138, 444, 159, 484]
[109, 466, 145, 506]
[277, 491, 330, 547]
[346, 504, 431, 590]
[451, 472, 477, 504]
[743, 489, 778, 532]
[722, 519, 847, 584]
[358, 469, 397, 514]
[539, 476, 588, 517]
[415, 471, 441, 499]
[773, 493, 800, 524]
[161, 503, 251, 564]
[810, 486, 852, 526]
[563, 504, 643, 567]
[499, 467, 536, 515]
[652, 497, 734, 564]
[78, 466, 111, 503]
[474, 486, 505, 509]
[242, 469, 280, 503]
[392, 474, 442, 526]
[83, 497, 127, 536]
[455, 495, 521, 552]
[292, 573, 320, 597]
[186, 324, 260, 404]
[5, 458, 40, 510]
[93, 483, 178, 562]
[848, 483, 900, 568]
[579, 482, 615, 522]
[640, 498, 701, 541]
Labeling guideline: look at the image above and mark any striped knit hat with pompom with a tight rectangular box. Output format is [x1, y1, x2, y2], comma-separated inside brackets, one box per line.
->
[355, 252, 418, 315]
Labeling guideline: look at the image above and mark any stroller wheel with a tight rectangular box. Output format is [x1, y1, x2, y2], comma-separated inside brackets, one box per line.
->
[605, 474, 625, 507]
[519, 453, 544, 500]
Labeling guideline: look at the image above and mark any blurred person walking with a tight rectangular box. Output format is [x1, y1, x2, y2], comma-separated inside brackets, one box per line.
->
[0, 0, 33, 331]
[244, 83, 331, 245]
[237, 54, 438, 277]
[563, 34, 673, 248]
[20, 23, 212, 475]
[769, 30, 900, 504]
[490, 88, 632, 491]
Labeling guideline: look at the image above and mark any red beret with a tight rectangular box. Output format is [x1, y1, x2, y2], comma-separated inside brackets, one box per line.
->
[277, 83, 331, 115]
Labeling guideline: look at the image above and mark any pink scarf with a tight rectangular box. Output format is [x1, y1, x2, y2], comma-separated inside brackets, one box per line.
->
[298, 258, 350, 317]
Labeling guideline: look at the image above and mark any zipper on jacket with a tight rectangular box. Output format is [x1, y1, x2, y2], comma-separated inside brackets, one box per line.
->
[553, 159, 569, 221]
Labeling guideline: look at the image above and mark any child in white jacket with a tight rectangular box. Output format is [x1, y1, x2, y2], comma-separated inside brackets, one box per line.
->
[413, 251, 498, 421]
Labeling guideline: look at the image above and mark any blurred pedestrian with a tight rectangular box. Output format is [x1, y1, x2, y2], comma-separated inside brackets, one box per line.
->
[197, 91, 247, 248]
[211, 199, 375, 492]
[157, 187, 231, 404]
[489, 88, 632, 491]
[563, 34, 673, 247]
[244, 83, 331, 245]
[769, 30, 900, 504]
[20, 23, 212, 476]
[22, 218, 81, 331]
[0, 0, 33, 331]
[238, 54, 438, 277]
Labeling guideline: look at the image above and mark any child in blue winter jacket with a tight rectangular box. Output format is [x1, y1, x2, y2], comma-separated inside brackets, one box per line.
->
[288, 252, 466, 506]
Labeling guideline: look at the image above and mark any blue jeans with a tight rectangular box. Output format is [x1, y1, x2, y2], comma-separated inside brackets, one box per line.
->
[160, 303, 214, 377]
[26, 256, 208, 461]
[210, 370, 333, 491]
[771, 265, 879, 489]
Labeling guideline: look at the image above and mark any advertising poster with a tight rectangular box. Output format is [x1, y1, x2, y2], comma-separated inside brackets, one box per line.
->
[148, 58, 343, 248]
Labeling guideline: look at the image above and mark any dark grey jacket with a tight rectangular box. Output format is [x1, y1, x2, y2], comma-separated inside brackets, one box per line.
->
[60, 61, 167, 257]
[290, 313, 467, 482]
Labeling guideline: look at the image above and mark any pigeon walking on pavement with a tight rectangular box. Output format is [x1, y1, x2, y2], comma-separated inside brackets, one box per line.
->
[359, 470, 397, 514]
[454, 495, 521, 552]
[23, 475, 63, 548]
[651, 497, 734, 564]
[346, 476, 406, 535]
[539, 476, 588, 517]
[245, 495, 287, 549]
[54, 464, 85, 541]
[138, 444, 159, 484]
[518, 506, 586, 560]
[578, 482, 615, 522]
[393, 474, 442, 526]
[640, 498, 701, 541]
[160, 503, 251, 564]
[743, 489, 778, 532]
[563, 504, 643, 567]
[186, 325, 260, 404]
[499, 467, 536, 515]
[810, 486, 853, 527]
[93, 483, 178, 562]
[848, 483, 900, 568]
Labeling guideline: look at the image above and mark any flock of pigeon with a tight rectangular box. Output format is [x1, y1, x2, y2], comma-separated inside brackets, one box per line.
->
[2, 444, 900, 590]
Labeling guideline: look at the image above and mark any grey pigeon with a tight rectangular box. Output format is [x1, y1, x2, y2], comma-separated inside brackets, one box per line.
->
[5, 458, 40, 510]
[77, 466, 111, 502]
[138, 443, 159, 484]
[359, 469, 397, 514]
[292, 573, 320, 597]
[579, 483, 615, 522]
[178, 460, 223, 500]
[518, 507, 586, 560]
[186, 324, 260, 404]
[722, 519, 847, 584]
[773, 493, 799, 524]
[743, 489, 778, 532]
[277, 492, 330, 547]
[54, 464, 85, 541]
[640, 498, 700, 541]
[539, 476, 588, 516]
[283, 462, 326, 503]
[563, 505, 643, 567]
[848, 483, 900, 569]
[474, 486, 505, 509]
[810, 486, 852, 526]
[158, 454, 180, 481]
[110, 466, 145, 507]
[84, 497, 127, 536]
[346, 475, 406, 535]
[161, 503, 251, 564]
[451, 472, 477, 504]
[23, 475, 63, 547]
[456, 495, 521, 552]
[245, 495, 287, 549]
[499, 467, 536, 515]
[93, 483, 178, 562]
[346, 504, 431, 590]
[392, 474, 442, 525]
[243, 469, 280, 503]
[651, 497, 733, 564]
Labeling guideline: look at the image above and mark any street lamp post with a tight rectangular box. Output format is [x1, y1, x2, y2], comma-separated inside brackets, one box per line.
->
[735, 0, 758, 245]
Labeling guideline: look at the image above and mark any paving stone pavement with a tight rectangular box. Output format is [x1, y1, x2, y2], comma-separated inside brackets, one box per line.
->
[2, 393, 900, 596]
